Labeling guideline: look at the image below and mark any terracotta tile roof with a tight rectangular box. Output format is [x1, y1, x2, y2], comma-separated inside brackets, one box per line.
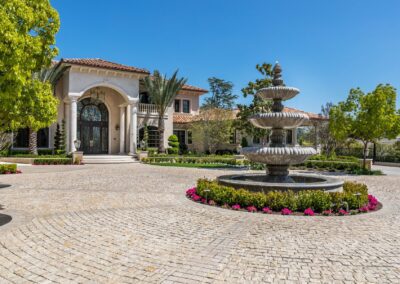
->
[181, 84, 208, 93]
[60, 58, 150, 74]
[173, 114, 198, 124]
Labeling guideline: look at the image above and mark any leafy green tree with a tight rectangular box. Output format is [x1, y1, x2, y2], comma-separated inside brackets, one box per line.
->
[190, 108, 233, 154]
[167, 135, 179, 154]
[0, 0, 60, 131]
[143, 70, 187, 153]
[202, 77, 237, 109]
[318, 102, 337, 156]
[330, 84, 400, 168]
[235, 63, 274, 144]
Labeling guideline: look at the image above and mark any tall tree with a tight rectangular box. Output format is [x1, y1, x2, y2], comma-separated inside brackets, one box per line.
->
[143, 70, 187, 153]
[330, 84, 400, 168]
[235, 63, 274, 144]
[202, 77, 237, 109]
[0, 0, 60, 131]
[190, 108, 233, 154]
[317, 102, 337, 156]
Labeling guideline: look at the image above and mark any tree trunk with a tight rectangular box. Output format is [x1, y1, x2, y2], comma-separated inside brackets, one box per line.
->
[158, 116, 165, 153]
[29, 128, 38, 155]
[362, 141, 368, 170]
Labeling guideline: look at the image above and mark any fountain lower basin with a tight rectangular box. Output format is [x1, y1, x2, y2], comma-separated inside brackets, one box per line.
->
[218, 173, 344, 192]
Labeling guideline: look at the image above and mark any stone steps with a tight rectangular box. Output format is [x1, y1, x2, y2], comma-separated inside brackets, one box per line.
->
[82, 155, 139, 164]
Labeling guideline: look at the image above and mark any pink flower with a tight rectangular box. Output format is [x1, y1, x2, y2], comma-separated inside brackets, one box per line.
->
[186, 188, 196, 197]
[16, 170, 22, 174]
[322, 210, 332, 216]
[247, 206, 257, 212]
[281, 208, 292, 215]
[338, 209, 348, 216]
[368, 195, 378, 210]
[232, 204, 241, 210]
[192, 194, 201, 202]
[5, 171, 11, 175]
[208, 200, 216, 206]
[201, 198, 207, 204]
[262, 207, 272, 214]
[304, 208, 315, 216]
[359, 205, 369, 213]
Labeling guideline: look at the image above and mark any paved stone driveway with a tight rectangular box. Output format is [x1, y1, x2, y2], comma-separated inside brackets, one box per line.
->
[0, 164, 399, 283]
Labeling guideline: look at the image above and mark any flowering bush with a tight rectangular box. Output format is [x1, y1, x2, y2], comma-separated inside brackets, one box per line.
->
[186, 188, 196, 197]
[232, 204, 241, 210]
[208, 200, 216, 206]
[262, 207, 272, 214]
[304, 208, 315, 216]
[338, 209, 349, 216]
[368, 195, 378, 210]
[192, 194, 201, 202]
[247, 206, 257, 212]
[281, 208, 292, 215]
[359, 205, 369, 213]
[322, 210, 332, 216]
[201, 198, 207, 204]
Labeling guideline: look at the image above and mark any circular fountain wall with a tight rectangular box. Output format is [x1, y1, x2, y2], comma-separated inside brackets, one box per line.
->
[218, 63, 343, 192]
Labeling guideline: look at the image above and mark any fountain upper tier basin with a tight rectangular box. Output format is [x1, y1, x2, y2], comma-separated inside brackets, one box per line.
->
[250, 112, 309, 129]
[242, 146, 317, 165]
[256, 86, 300, 101]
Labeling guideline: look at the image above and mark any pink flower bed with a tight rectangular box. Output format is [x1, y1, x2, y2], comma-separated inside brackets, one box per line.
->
[186, 187, 380, 216]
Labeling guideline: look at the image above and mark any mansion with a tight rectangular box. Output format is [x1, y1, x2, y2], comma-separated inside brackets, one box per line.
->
[11, 58, 326, 155]
[13, 58, 207, 154]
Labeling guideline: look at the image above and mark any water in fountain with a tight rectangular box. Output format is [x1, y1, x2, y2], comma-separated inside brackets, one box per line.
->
[218, 63, 343, 192]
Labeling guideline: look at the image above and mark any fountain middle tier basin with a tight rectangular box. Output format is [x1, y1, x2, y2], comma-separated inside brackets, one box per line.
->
[217, 173, 344, 192]
[242, 146, 317, 165]
[256, 86, 300, 101]
[250, 112, 309, 129]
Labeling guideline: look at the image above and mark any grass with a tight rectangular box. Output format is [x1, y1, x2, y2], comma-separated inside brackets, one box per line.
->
[148, 162, 236, 169]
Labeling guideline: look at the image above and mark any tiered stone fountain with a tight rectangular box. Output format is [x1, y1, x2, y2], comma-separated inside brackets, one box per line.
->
[218, 63, 343, 192]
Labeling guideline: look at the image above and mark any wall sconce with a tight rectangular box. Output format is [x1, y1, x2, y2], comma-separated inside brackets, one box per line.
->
[115, 124, 120, 131]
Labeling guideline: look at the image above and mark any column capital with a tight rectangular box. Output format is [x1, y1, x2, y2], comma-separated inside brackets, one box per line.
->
[67, 94, 80, 103]
[128, 98, 139, 105]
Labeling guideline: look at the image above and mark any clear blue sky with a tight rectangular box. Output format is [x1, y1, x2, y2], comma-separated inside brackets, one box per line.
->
[52, 0, 400, 113]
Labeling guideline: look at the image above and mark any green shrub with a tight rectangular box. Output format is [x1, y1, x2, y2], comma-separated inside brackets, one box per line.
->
[33, 158, 73, 165]
[0, 164, 17, 174]
[241, 137, 248, 147]
[196, 179, 368, 212]
[167, 135, 179, 155]
[142, 156, 240, 166]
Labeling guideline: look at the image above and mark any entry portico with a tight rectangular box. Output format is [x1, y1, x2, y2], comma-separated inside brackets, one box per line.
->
[59, 59, 148, 155]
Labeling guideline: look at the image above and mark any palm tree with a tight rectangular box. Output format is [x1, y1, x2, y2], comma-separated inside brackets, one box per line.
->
[143, 70, 187, 153]
[28, 63, 70, 155]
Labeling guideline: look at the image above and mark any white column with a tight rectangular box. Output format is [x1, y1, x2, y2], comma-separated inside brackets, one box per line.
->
[64, 102, 71, 153]
[70, 96, 78, 152]
[129, 102, 138, 155]
[119, 105, 126, 154]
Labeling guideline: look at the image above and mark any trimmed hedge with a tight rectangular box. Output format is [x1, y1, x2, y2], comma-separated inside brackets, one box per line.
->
[196, 179, 368, 212]
[142, 156, 243, 166]
[302, 160, 360, 171]
[0, 164, 17, 174]
[33, 158, 73, 165]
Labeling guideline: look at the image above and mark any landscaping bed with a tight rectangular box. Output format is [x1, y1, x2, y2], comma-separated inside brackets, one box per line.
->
[0, 164, 21, 174]
[142, 156, 245, 167]
[186, 179, 380, 216]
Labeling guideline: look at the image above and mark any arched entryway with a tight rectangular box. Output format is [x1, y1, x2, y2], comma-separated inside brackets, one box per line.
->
[77, 98, 109, 154]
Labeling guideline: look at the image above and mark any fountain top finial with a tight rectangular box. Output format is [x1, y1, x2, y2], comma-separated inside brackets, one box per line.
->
[272, 62, 284, 86]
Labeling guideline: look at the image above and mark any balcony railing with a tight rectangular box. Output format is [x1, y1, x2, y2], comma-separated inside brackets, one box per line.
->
[138, 103, 158, 114]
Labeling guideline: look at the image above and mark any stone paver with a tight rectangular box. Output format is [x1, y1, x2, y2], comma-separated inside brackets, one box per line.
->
[0, 163, 399, 283]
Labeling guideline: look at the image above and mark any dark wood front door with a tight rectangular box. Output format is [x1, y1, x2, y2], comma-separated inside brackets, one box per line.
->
[77, 98, 109, 154]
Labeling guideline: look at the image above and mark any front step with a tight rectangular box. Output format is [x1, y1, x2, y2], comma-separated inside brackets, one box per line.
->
[82, 155, 139, 164]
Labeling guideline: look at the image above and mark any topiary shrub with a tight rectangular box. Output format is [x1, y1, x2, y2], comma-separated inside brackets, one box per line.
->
[167, 135, 179, 155]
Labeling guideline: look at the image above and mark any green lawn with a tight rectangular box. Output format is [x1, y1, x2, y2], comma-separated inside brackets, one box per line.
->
[148, 162, 236, 169]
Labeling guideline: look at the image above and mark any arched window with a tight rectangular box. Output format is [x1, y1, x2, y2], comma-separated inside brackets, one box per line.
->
[138, 126, 159, 148]
[78, 98, 108, 122]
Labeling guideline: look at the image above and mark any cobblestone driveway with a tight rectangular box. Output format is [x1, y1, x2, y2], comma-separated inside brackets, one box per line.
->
[0, 164, 399, 283]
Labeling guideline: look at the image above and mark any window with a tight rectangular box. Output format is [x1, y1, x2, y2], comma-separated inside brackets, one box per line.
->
[13, 128, 49, 148]
[187, 131, 192, 144]
[253, 136, 260, 144]
[182, 100, 190, 113]
[174, 99, 180, 112]
[173, 130, 186, 145]
[139, 92, 151, 104]
[138, 126, 159, 148]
